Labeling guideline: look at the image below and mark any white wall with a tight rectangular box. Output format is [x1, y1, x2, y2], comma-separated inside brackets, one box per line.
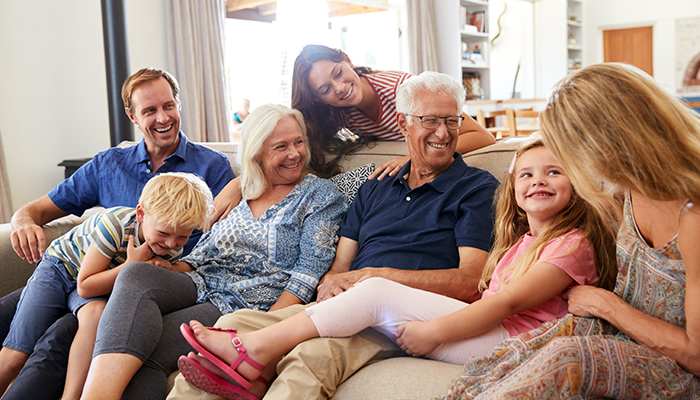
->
[434, 0, 536, 101]
[0, 0, 168, 213]
[533, 0, 568, 99]
[583, 0, 700, 94]
[489, 0, 536, 100]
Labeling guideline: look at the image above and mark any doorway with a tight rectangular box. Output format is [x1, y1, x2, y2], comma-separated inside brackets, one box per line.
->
[603, 26, 653, 76]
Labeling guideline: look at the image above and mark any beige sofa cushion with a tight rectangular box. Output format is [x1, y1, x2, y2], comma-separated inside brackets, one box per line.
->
[333, 357, 464, 400]
[340, 141, 408, 172]
[462, 137, 523, 182]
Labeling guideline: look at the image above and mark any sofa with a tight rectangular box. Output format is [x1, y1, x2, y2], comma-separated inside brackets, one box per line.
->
[0, 137, 524, 399]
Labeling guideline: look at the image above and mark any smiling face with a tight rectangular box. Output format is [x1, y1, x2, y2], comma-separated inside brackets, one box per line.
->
[307, 58, 363, 107]
[513, 146, 573, 233]
[399, 90, 460, 175]
[136, 205, 193, 256]
[126, 77, 181, 153]
[257, 116, 307, 188]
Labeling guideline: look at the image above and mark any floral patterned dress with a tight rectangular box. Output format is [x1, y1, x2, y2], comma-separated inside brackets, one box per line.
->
[440, 192, 700, 400]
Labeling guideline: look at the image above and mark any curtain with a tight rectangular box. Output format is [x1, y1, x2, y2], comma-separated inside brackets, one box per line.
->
[0, 130, 13, 224]
[166, 0, 231, 142]
[406, 0, 440, 74]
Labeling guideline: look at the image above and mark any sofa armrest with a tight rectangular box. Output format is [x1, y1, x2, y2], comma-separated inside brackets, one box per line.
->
[0, 208, 102, 297]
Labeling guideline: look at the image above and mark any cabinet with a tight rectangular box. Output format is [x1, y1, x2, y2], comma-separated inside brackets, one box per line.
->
[534, 0, 584, 98]
[567, 0, 583, 73]
[435, 0, 491, 100]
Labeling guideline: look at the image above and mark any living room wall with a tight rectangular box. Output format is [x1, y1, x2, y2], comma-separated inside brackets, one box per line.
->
[0, 0, 169, 213]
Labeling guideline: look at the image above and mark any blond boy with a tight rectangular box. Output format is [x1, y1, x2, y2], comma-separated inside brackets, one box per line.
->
[0, 173, 213, 399]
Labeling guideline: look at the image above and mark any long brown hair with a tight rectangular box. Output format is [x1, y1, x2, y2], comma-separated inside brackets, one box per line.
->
[291, 44, 374, 177]
[540, 63, 700, 223]
[480, 138, 618, 292]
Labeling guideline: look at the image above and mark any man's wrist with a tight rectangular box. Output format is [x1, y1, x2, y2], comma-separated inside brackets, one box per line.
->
[10, 214, 36, 230]
[356, 267, 377, 279]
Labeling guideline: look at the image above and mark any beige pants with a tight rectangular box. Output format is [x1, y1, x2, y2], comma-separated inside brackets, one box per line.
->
[167, 303, 405, 400]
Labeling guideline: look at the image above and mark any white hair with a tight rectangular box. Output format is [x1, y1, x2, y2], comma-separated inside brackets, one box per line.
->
[239, 104, 310, 200]
[395, 71, 465, 125]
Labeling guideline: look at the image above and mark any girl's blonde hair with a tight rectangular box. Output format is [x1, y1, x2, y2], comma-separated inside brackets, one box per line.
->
[540, 63, 700, 223]
[479, 138, 617, 292]
[239, 104, 310, 200]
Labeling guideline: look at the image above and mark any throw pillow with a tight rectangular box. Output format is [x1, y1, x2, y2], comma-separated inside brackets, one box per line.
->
[329, 163, 375, 204]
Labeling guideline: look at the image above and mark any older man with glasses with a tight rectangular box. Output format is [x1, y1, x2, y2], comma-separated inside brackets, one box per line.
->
[168, 71, 500, 400]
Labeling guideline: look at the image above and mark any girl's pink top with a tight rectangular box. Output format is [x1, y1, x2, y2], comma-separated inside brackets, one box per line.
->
[481, 229, 598, 336]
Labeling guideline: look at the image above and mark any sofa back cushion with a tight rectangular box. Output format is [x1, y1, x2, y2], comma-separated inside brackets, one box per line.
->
[338, 138, 524, 183]
[119, 137, 525, 198]
[462, 138, 524, 182]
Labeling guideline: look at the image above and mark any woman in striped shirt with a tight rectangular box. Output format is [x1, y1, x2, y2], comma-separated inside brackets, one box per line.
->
[292, 44, 495, 179]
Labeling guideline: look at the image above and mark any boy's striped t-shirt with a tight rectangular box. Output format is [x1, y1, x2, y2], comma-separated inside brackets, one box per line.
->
[45, 206, 181, 279]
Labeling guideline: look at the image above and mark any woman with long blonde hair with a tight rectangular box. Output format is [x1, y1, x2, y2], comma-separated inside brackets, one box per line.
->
[443, 63, 700, 399]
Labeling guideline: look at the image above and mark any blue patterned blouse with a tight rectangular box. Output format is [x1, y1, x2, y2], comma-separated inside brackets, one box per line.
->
[182, 175, 348, 314]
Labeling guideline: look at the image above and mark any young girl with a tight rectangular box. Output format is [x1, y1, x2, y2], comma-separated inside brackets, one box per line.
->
[176, 138, 617, 400]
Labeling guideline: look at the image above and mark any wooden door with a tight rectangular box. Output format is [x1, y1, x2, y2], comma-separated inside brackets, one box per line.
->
[603, 26, 653, 76]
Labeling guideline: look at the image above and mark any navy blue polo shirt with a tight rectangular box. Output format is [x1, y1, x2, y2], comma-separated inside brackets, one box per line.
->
[48, 132, 234, 254]
[340, 153, 498, 271]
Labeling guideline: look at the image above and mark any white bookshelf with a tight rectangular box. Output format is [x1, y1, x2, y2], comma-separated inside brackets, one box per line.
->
[435, 0, 492, 99]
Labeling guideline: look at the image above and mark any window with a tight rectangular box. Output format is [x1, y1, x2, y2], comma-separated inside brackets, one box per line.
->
[224, 0, 406, 121]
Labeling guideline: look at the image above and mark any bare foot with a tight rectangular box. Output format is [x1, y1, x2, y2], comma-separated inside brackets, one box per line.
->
[187, 352, 268, 399]
[188, 320, 264, 382]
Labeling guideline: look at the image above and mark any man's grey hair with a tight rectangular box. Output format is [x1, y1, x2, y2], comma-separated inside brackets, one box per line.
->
[395, 71, 465, 125]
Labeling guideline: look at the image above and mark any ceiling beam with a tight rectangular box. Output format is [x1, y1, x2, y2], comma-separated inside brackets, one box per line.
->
[226, 7, 276, 23]
[257, 2, 277, 16]
[226, 0, 275, 13]
[226, 0, 390, 21]
[329, 5, 386, 18]
[331, 0, 390, 9]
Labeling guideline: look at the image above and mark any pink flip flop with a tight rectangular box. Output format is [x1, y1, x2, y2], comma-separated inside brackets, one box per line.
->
[180, 323, 265, 391]
[178, 355, 268, 400]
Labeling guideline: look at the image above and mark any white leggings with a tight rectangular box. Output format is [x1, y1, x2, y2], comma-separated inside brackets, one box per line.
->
[306, 277, 510, 365]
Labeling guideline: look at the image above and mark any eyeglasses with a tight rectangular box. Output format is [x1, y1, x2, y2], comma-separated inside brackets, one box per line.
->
[406, 115, 465, 129]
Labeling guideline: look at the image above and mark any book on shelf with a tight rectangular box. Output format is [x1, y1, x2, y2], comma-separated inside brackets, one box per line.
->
[466, 11, 485, 33]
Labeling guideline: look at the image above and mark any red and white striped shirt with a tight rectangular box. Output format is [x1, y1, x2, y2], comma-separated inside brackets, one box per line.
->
[340, 71, 413, 141]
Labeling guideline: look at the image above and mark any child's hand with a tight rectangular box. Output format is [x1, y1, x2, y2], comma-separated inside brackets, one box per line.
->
[145, 256, 174, 270]
[396, 321, 440, 357]
[125, 235, 153, 264]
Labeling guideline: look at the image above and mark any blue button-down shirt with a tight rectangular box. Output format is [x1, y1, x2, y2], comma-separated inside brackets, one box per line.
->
[48, 132, 234, 254]
[340, 153, 498, 271]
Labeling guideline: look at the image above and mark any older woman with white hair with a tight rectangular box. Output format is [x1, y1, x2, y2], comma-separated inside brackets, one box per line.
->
[78, 104, 348, 400]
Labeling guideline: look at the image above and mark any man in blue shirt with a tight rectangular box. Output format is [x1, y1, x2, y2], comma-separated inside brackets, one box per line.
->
[0, 68, 234, 400]
[167, 71, 499, 400]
